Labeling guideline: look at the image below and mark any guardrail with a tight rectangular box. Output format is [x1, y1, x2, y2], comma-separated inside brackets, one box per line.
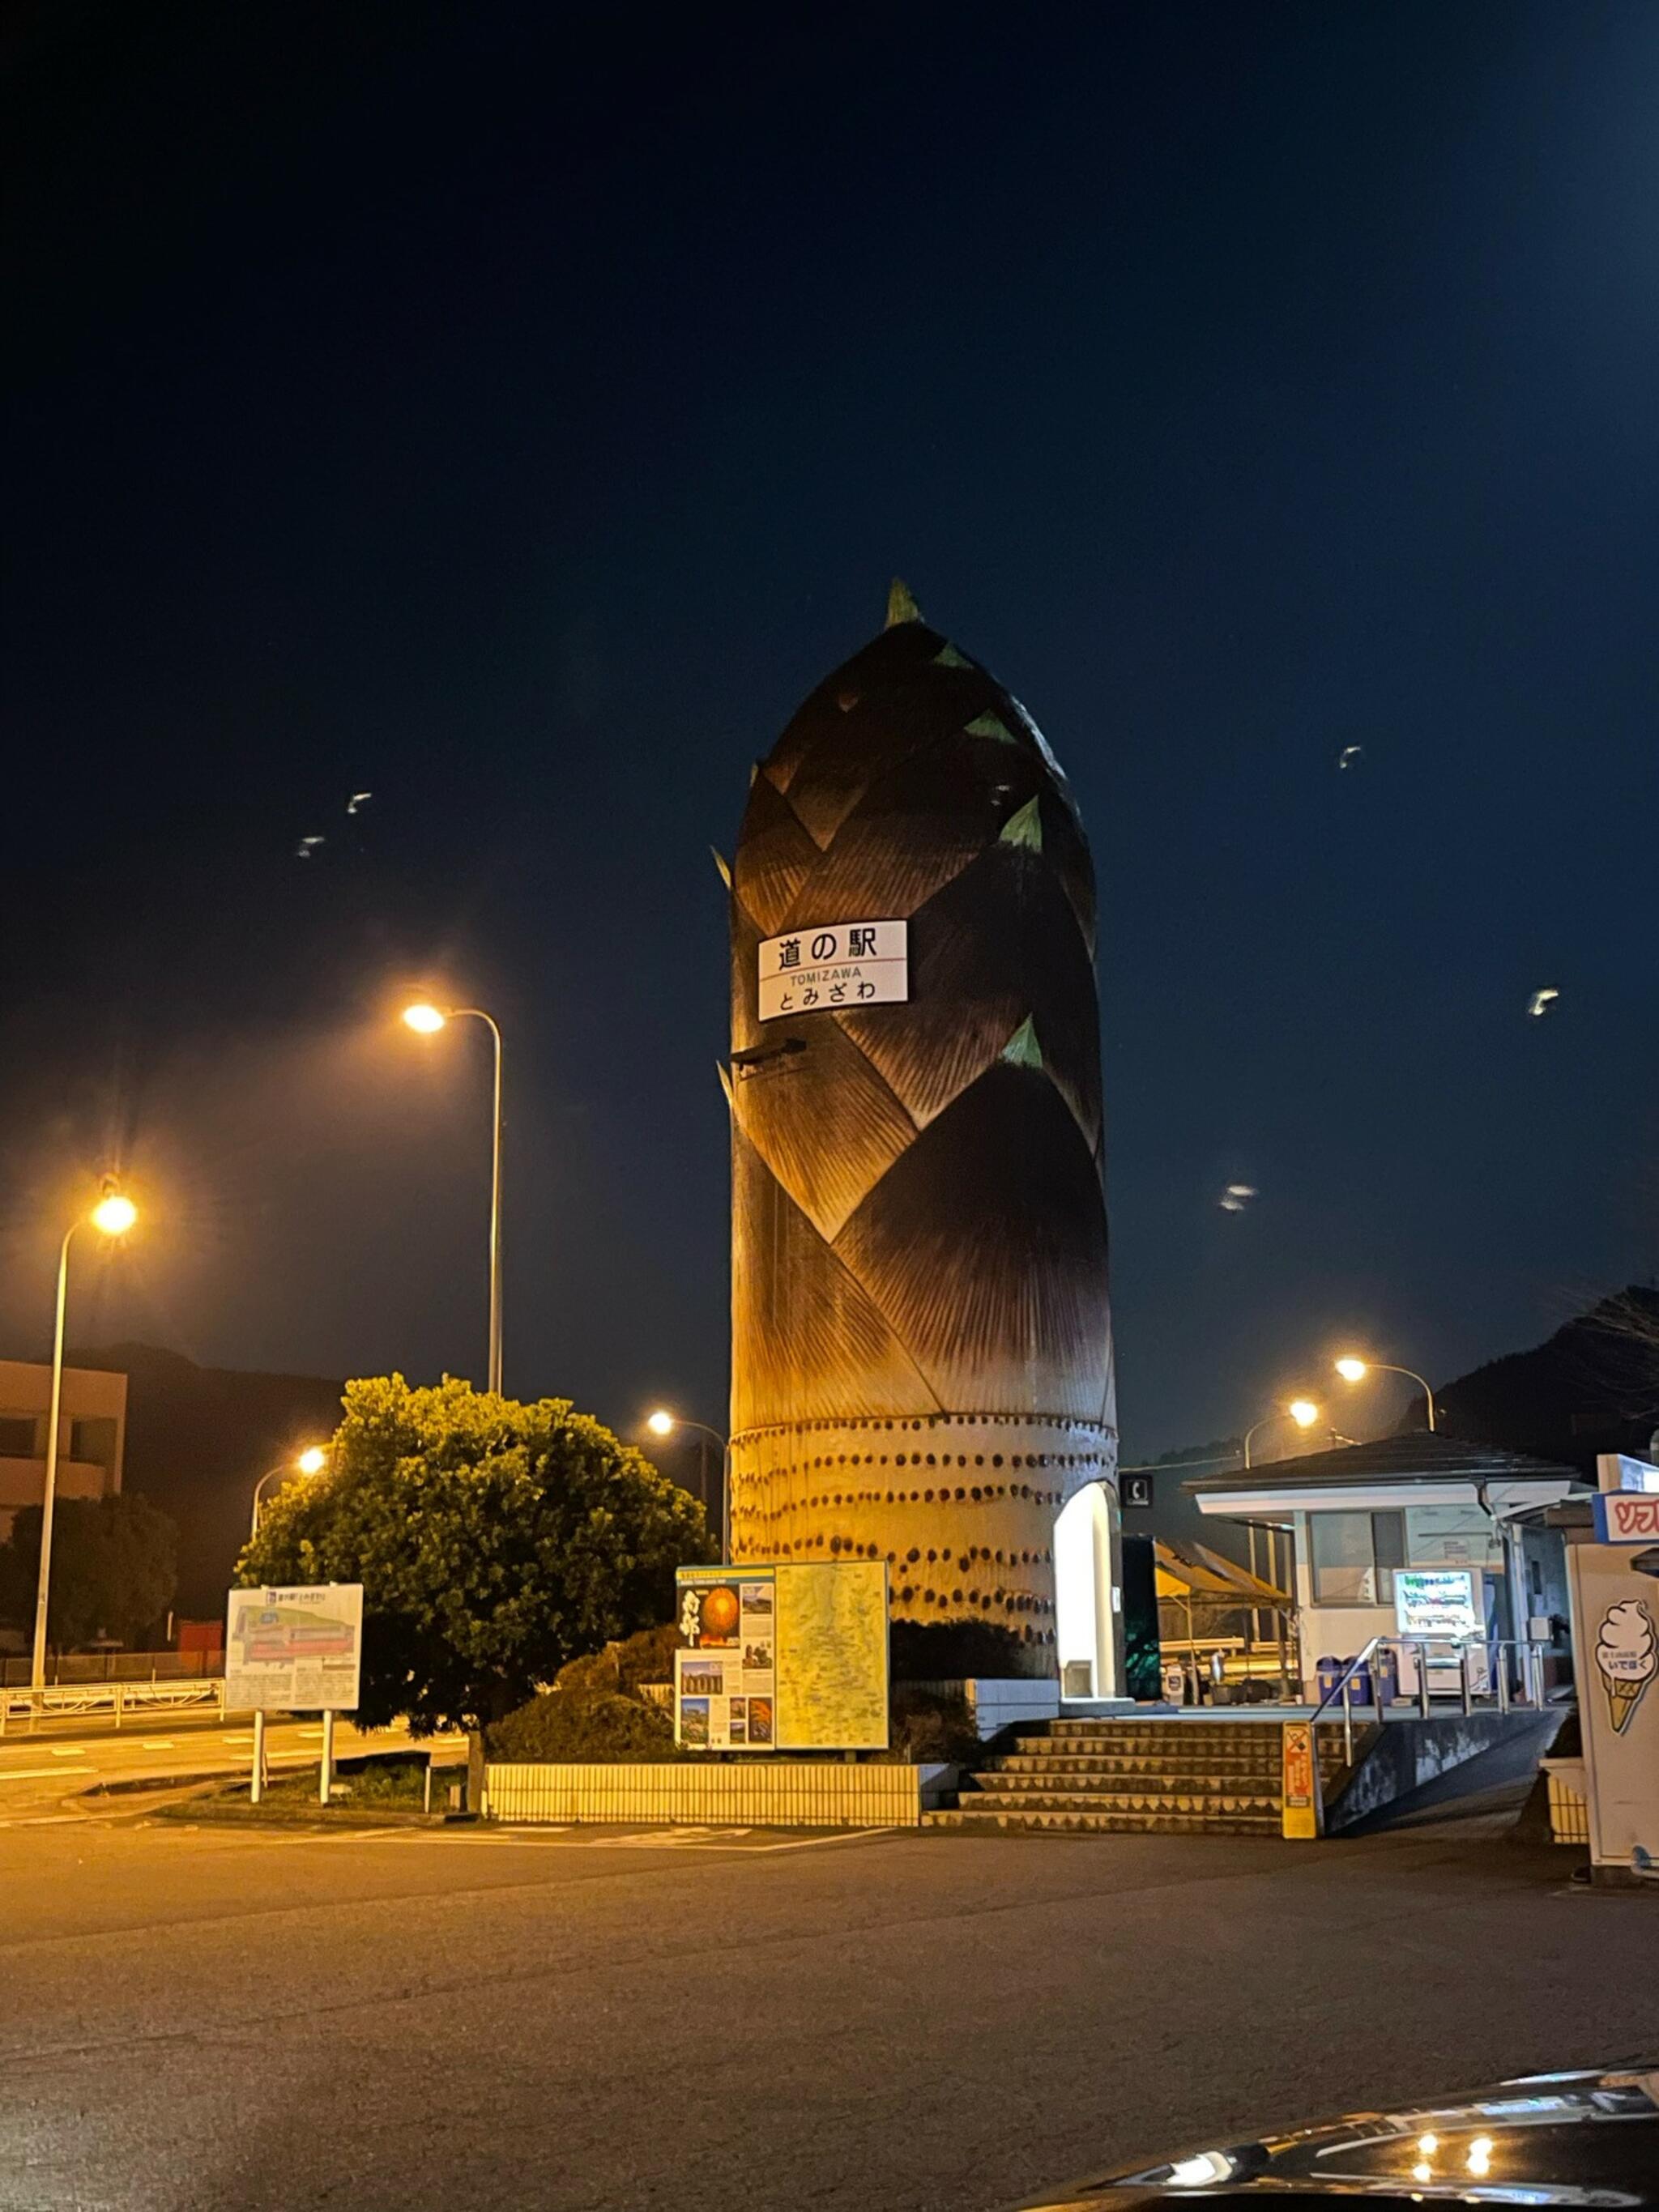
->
[0, 1678, 228, 1735]
[1311, 1636, 1554, 1762]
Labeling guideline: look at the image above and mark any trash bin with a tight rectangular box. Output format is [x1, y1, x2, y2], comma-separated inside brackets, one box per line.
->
[1316, 1655, 1347, 1703]
[1374, 1647, 1400, 1707]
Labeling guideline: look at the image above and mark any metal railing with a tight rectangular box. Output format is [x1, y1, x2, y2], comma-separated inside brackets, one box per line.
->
[1311, 1636, 1555, 1763]
[0, 1677, 228, 1735]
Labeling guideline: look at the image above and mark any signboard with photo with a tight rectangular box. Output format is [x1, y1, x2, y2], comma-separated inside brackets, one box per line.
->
[674, 1568, 777, 1750]
[674, 1562, 887, 1751]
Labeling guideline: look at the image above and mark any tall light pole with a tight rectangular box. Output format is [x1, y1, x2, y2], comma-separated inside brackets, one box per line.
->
[646, 1409, 731, 1561]
[403, 1000, 505, 1395]
[32, 1180, 138, 1691]
[249, 1444, 328, 1539]
[1238, 1397, 1320, 1639]
[1334, 1355, 1437, 1431]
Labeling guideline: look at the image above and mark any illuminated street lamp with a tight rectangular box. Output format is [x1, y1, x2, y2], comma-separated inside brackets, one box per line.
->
[249, 1444, 329, 1539]
[402, 998, 505, 1395]
[1242, 1396, 1321, 1469]
[644, 1409, 730, 1559]
[32, 1178, 138, 1690]
[1333, 1353, 1437, 1431]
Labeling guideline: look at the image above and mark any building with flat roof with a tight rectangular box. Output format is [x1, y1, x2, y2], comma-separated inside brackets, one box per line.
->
[0, 1357, 126, 1541]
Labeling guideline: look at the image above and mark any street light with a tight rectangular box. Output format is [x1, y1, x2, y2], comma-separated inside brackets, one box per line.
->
[250, 1445, 329, 1538]
[1241, 1397, 1321, 1468]
[644, 1409, 730, 1559]
[402, 997, 505, 1395]
[32, 1178, 138, 1690]
[1333, 1354, 1437, 1431]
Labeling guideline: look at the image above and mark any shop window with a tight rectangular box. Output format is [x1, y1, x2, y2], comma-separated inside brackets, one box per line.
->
[1311, 1510, 1404, 1604]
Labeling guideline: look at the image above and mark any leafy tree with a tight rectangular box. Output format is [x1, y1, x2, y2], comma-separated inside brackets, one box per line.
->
[0, 1494, 178, 1652]
[237, 1375, 713, 1733]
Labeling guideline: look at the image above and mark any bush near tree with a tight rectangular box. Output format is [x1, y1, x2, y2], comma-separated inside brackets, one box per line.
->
[237, 1375, 712, 1733]
[0, 1494, 177, 1652]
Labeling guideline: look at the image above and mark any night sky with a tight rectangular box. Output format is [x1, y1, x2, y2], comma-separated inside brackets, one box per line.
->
[3, 2, 1655, 1463]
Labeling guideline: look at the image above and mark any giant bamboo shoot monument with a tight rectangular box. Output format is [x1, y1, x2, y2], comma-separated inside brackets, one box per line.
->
[725, 585, 1117, 1678]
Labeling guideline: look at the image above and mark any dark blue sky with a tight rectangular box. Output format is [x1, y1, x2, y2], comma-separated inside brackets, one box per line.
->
[3, 2, 1655, 1460]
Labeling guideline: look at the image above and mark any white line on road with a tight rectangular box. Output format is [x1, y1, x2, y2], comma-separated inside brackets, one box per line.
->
[0, 1767, 95, 1783]
[50, 1746, 88, 1757]
[141, 1740, 176, 1750]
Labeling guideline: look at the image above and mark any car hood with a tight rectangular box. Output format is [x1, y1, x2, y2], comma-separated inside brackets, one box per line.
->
[1015, 2063, 1659, 2207]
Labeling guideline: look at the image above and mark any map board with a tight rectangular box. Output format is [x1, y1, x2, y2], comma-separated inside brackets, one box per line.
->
[675, 1562, 888, 1751]
[774, 1561, 889, 1750]
[225, 1583, 363, 1712]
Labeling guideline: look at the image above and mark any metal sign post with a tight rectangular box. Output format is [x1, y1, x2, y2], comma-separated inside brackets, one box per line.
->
[319, 1709, 335, 1804]
[250, 1708, 266, 1804]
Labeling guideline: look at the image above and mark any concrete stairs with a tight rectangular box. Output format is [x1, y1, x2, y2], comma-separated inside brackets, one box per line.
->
[926, 1717, 1351, 1836]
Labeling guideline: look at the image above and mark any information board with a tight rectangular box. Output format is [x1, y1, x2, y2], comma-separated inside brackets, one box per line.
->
[774, 1561, 889, 1750]
[673, 1568, 776, 1749]
[225, 1583, 363, 1712]
[675, 1561, 888, 1751]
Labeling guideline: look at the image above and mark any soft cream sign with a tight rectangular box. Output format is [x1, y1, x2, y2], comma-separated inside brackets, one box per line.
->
[758, 918, 906, 1021]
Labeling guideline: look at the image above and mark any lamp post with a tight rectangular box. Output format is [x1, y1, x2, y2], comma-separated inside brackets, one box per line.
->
[646, 1410, 731, 1562]
[249, 1445, 328, 1540]
[1334, 1355, 1437, 1431]
[1238, 1398, 1320, 1647]
[32, 1180, 138, 1691]
[403, 1000, 505, 1396]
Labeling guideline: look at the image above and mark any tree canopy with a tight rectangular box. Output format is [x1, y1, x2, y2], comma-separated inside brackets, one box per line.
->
[1, 1493, 178, 1652]
[236, 1375, 713, 1732]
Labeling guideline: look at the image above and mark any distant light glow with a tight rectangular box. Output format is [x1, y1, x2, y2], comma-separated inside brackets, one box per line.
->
[1416, 2133, 1439, 2156]
[646, 1409, 676, 1438]
[1335, 1357, 1368, 1383]
[1467, 2136, 1494, 2178]
[91, 1192, 138, 1237]
[1411, 2161, 1433, 2184]
[402, 1002, 447, 1034]
[296, 1447, 327, 1476]
[1287, 1398, 1320, 1428]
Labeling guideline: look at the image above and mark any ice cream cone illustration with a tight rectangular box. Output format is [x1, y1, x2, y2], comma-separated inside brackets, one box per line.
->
[1595, 1598, 1657, 1736]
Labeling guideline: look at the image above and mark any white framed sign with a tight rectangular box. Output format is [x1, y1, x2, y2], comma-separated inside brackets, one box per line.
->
[225, 1583, 363, 1712]
[757, 918, 906, 1022]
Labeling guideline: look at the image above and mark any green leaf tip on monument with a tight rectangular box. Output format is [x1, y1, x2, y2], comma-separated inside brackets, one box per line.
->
[710, 846, 732, 889]
[885, 577, 923, 629]
[933, 641, 970, 668]
[965, 710, 1020, 745]
[1000, 1014, 1044, 1070]
[998, 795, 1043, 852]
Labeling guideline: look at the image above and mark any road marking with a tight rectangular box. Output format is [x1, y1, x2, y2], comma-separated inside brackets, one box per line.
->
[0, 1766, 95, 1783]
[224, 1733, 254, 1745]
[51, 1746, 88, 1758]
[296, 1727, 325, 1738]
[141, 1740, 176, 1750]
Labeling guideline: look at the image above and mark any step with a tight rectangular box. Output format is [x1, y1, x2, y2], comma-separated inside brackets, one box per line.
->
[926, 1806, 1282, 1835]
[964, 1787, 1281, 1818]
[967, 1774, 1282, 1804]
[993, 1751, 1292, 1775]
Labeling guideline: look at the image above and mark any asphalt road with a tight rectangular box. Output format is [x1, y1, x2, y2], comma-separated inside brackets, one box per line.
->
[0, 1717, 465, 1821]
[4, 1810, 1657, 2212]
